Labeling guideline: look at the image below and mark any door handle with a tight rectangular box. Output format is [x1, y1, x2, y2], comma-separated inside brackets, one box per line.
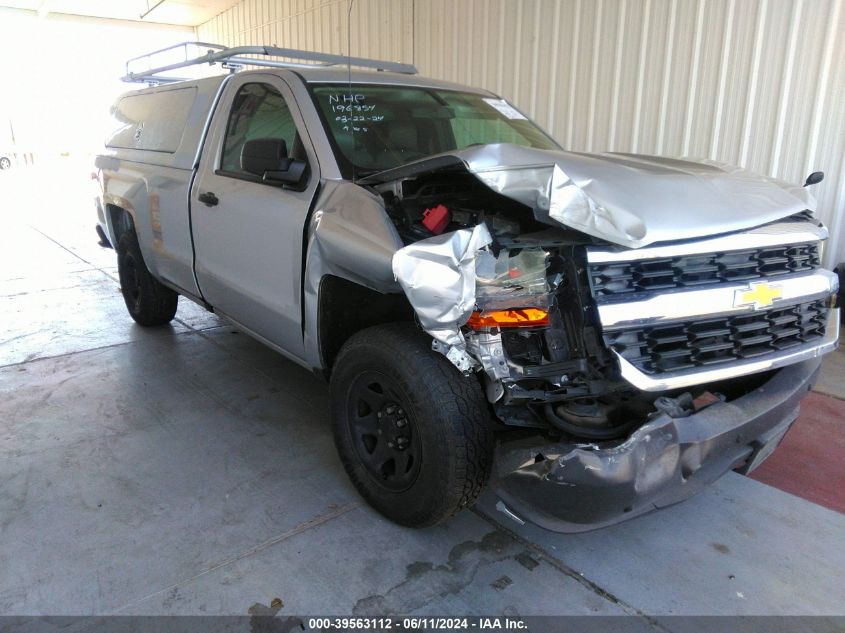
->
[198, 191, 219, 207]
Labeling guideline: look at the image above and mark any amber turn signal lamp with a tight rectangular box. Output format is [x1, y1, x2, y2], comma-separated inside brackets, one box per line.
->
[466, 308, 549, 330]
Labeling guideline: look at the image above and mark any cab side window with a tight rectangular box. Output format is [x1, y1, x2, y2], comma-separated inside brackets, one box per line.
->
[220, 83, 299, 176]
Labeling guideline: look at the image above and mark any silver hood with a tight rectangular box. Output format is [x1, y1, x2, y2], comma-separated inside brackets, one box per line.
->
[361, 144, 814, 249]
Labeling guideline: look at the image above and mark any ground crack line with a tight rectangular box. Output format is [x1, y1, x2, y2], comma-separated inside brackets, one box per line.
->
[112, 501, 360, 614]
[470, 508, 673, 631]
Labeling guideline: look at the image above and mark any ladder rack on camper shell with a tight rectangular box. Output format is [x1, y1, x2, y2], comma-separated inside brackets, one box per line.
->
[122, 41, 418, 84]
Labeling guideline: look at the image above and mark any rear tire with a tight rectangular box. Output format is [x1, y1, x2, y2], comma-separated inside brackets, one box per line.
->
[0, 157, 10, 170]
[330, 323, 494, 528]
[116, 231, 178, 326]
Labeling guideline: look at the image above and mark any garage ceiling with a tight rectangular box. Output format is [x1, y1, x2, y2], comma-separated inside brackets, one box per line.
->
[0, 0, 241, 26]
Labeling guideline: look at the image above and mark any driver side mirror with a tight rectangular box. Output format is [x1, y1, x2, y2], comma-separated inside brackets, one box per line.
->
[241, 138, 307, 186]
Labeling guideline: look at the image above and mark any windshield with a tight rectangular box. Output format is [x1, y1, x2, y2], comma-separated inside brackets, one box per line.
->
[310, 84, 559, 178]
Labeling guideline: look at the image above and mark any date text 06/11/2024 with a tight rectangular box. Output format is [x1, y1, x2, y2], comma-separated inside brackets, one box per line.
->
[306, 618, 528, 630]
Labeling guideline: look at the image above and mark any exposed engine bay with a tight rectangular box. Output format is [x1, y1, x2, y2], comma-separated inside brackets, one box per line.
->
[357, 145, 836, 459]
[372, 170, 756, 441]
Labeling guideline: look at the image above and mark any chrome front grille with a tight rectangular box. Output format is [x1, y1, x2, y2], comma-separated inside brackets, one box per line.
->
[604, 299, 828, 375]
[588, 242, 821, 296]
[585, 220, 839, 390]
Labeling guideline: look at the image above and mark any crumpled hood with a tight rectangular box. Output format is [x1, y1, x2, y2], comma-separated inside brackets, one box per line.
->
[363, 143, 814, 248]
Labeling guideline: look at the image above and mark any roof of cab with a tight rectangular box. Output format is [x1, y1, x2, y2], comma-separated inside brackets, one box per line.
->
[119, 67, 494, 97]
[264, 66, 496, 95]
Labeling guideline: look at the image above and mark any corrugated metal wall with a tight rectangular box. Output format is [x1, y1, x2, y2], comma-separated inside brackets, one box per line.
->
[198, 0, 845, 266]
[197, 0, 413, 65]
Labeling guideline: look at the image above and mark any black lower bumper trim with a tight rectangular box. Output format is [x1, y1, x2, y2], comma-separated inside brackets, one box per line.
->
[492, 359, 821, 533]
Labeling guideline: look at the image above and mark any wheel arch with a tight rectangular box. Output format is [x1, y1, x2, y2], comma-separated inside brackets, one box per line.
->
[316, 275, 415, 377]
[104, 199, 136, 248]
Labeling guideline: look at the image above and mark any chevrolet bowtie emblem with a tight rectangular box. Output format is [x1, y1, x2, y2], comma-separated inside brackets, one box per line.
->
[733, 282, 783, 310]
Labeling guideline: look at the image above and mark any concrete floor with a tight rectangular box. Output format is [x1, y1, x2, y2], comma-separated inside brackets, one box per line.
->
[2, 160, 845, 620]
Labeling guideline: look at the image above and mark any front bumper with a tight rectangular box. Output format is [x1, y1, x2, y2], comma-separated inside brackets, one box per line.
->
[492, 356, 826, 533]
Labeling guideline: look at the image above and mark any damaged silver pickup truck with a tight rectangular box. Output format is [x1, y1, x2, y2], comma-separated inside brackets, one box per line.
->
[96, 44, 839, 532]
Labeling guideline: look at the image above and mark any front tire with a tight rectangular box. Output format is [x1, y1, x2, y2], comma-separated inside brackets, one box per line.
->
[330, 323, 494, 528]
[116, 231, 178, 326]
[0, 157, 10, 170]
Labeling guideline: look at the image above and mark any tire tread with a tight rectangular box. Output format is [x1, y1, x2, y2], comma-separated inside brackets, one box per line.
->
[331, 323, 493, 527]
[117, 231, 178, 326]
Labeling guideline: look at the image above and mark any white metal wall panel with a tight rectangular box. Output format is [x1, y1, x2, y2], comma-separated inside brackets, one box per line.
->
[199, 0, 413, 63]
[198, 0, 845, 266]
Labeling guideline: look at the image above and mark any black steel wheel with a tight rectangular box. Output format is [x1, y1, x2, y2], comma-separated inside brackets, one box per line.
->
[346, 370, 422, 492]
[116, 230, 178, 326]
[331, 323, 494, 528]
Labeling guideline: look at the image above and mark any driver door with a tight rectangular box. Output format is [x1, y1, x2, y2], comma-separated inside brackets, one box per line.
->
[190, 74, 319, 361]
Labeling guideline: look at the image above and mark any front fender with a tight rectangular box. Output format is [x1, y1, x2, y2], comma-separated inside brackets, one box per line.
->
[301, 180, 405, 369]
